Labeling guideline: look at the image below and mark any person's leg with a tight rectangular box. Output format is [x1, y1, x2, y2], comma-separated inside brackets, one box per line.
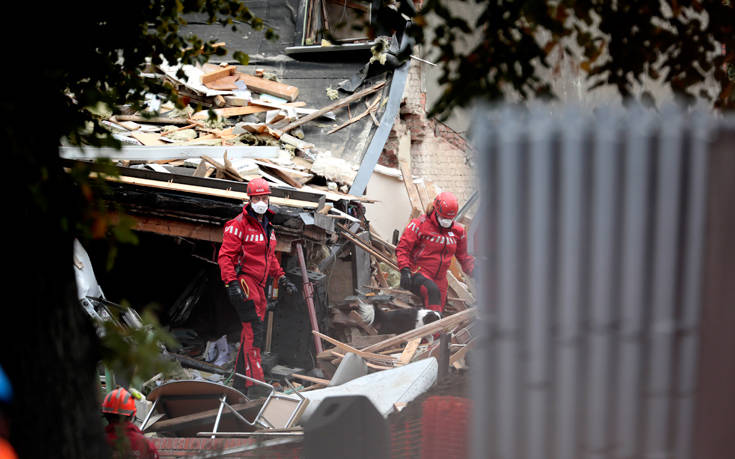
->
[410, 272, 442, 312]
[436, 276, 449, 314]
[233, 276, 266, 393]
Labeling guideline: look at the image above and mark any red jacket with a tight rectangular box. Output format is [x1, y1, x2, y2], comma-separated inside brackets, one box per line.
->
[104, 422, 159, 459]
[396, 212, 474, 281]
[218, 206, 285, 286]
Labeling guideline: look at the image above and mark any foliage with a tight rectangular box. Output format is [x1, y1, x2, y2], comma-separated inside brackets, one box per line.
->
[46, 1, 274, 149]
[412, 0, 735, 118]
[98, 306, 179, 390]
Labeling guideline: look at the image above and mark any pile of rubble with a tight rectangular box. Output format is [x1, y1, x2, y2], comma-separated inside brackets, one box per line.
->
[69, 53, 478, 458]
[69, 58, 388, 197]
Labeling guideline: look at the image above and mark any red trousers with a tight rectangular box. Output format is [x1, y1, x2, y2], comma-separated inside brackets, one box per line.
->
[234, 274, 267, 390]
[411, 272, 448, 314]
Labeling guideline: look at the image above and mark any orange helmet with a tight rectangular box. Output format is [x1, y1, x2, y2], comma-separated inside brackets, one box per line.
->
[433, 191, 458, 219]
[102, 387, 137, 416]
[247, 177, 271, 196]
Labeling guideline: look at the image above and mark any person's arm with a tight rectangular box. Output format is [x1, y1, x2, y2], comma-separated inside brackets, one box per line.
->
[395, 219, 420, 270]
[218, 221, 243, 285]
[396, 219, 421, 290]
[267, 246, 285, 280]
[454, 226, 475, 276]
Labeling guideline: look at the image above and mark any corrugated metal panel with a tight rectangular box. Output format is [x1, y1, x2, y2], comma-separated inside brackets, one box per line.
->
[470, 105, 714, 459]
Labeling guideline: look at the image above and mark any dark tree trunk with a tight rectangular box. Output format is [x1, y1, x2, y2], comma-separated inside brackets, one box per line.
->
[0, 75, 111, 457]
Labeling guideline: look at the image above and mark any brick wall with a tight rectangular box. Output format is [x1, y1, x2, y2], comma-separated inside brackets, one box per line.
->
[378, 60, 476, 206]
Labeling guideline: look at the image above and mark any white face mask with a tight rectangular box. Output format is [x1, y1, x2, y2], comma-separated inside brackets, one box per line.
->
[437, 216, 453, 228]
[252, 201, 269, 214]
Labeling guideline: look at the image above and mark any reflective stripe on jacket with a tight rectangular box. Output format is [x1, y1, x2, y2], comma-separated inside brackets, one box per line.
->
[395, 212, 474, 281]
[218, 205, 285, 286]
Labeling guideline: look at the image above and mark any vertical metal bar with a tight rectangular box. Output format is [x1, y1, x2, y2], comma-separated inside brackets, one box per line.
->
[439, 333, 450, 382]
[140, 398, 158, 431]
[674, 117, 709, 459]
[471, 108, 496, 459]
[526, 111, 554, 459]
[614, 107, 654, 458]
[584, 108, 620, 458]
[211, 395, 227, 439]
[294, 242, 324, 354]
[644, 108, 684, 457]
[496, 107, 523, 459]
[554, 110, 587, 459]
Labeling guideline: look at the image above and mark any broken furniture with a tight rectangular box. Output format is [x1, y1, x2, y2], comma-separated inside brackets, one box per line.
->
[141, 379, 263, 437]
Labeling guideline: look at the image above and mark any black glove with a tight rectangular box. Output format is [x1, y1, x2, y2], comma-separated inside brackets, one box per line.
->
[227, 282, 259, 322]
[279, 276, 298, 296]
[266, 300, 277, 313]
[400, 268, 412, 290]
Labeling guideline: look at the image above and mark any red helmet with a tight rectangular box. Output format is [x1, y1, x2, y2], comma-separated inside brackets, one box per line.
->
[433, 191, 458, 219]
[101, 387, 137, 416]
[247, 177, 271, 196]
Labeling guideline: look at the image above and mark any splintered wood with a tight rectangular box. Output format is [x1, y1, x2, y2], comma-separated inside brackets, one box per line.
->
[319, 308, 477, 374]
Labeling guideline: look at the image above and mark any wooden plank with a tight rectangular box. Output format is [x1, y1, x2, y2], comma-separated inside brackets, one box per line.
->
[114, 115, 192, 125]
[192, 160, 210, 177]
[397, 132, 423, 214]
[374, 261, 390, 288]
[203, 74, 239, 90]
[337, 223, 399, 271]
[95, 173, 320, 209]
[414, 178, 432, 213]
[449, 338, 477, 366]
[201, 154, 243, 181]
[127, 215, 223, 242]
[348, 333, 396, 349]
[290, 373, 330, 386]
[361, 308, 477, 353]
[397, 338, 421, 365]
[447, 272, 475, 304]
[326, 95, 381, 135]
[130, 132, 165, 146]
[281, 80, 386, 133]
[201, 65, 236, 84]
[313, 331, 397, 364]
[237, 73, 300, 101]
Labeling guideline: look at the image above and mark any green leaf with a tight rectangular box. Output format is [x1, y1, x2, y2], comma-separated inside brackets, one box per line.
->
[233, 51, 249, 65]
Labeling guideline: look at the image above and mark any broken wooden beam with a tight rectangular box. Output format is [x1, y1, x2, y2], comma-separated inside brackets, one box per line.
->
[201, 65, 236, 84]
[281, 80, 386, 133]
[237, 73, 300, 101]
[290, 373, 330, 386]
[114, 115, 192, 125]
[313, 331, 397, 364]
[361, 308, 477, 353]
[326, 95, 381, 135]
[397, 338, 421, 365]
[337, 223, 399, 271]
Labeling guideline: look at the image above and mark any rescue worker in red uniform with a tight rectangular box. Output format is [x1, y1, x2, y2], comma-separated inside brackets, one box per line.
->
[396, 191, 474, 314]
[218, 178, 297, 397]
[102, 387, 159, 459]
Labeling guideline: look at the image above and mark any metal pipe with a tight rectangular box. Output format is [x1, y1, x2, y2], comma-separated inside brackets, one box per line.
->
[674, 116, 709, 459]
[438, 333, 449, 381]
[211, 395, 227, 439]
[197, 431, 303, 437]
[295, 242, 324, 354]
[614, 107, 653, 458]
[553, 108, 587, 459]
[645, 107, 684, 457]
[139, 398, 158, 431]
[526, 110, 554, 459]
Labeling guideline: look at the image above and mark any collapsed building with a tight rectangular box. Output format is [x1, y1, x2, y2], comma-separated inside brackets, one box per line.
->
[67, 1, 479, 456]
